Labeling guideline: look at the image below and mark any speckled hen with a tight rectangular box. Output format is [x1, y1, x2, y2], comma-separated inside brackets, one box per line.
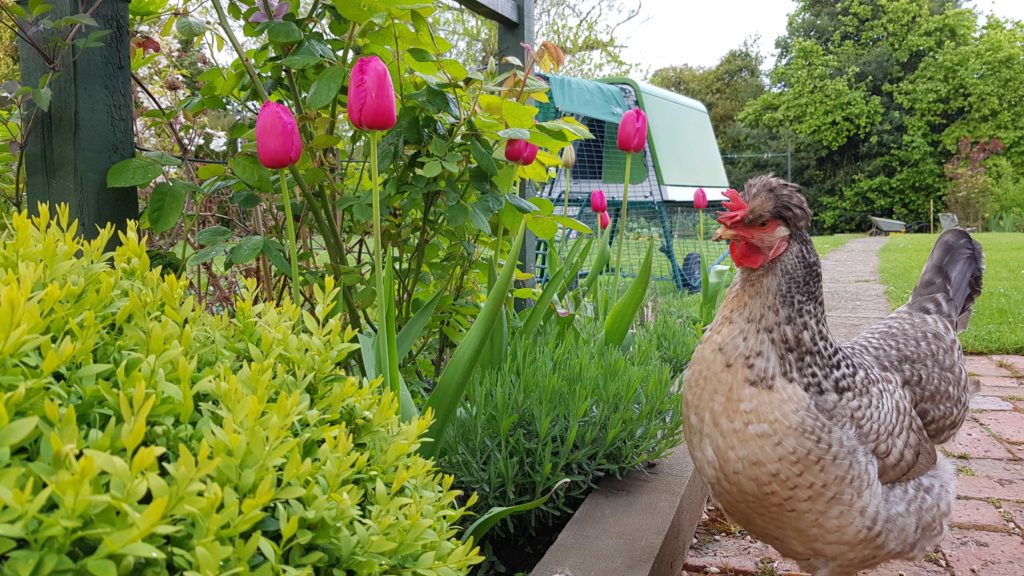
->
[683, 176, 984, 576]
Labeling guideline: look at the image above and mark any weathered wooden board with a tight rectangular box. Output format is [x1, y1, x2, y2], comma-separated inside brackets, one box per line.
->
[532, 442, 709, 576]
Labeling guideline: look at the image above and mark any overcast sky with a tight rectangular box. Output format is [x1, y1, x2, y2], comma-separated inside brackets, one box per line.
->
[619, 0, 1024, 77]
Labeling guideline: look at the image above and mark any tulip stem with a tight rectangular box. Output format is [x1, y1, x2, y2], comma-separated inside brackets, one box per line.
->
[612, 153, 632, 297]
[561, 168, 571, 253]
[279, 170, 302, 304]
[369, 131, 392, 391]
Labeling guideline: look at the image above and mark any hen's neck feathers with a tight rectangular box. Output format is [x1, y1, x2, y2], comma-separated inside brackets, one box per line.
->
[717, 232, 849, 394]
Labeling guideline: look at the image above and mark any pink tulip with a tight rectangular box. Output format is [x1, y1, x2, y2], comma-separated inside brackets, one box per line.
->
[256, 100, 302, 169]
[616, 108, 648, 153]
[348, 56, 397, 131]
[505, 139, 539, 166]
[693, 187, 708, 210]
[599, 211, 611, 230]
[590, 189, 607, 213]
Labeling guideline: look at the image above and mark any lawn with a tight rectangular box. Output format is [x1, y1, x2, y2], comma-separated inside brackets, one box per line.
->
[812, 233, 864, 257]
[878, 233, 1024, 354]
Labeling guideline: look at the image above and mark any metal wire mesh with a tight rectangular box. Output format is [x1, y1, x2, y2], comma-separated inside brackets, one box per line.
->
[535, 84, 717, 292]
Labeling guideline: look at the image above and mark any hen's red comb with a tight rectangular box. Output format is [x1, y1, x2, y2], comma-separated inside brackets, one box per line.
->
[716, 188, 748, 226]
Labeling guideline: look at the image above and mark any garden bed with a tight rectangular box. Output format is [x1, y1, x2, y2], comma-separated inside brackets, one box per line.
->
[532, 441, 708, 576]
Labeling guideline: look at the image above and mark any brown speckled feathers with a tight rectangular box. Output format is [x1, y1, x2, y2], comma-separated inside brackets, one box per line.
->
[683, 176, 984, 576]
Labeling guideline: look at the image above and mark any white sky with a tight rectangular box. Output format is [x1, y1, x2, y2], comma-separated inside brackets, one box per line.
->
[619, 0, 1024, 77]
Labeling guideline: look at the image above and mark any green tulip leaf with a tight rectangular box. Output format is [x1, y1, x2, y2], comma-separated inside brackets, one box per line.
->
[462, 479, 571, 544]
[603, 241, 653, 348]
[420, 220, 527, 459]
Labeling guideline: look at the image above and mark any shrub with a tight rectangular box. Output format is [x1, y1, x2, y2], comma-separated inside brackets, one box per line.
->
[438, 325, 682, 546]
[0, 206, 482, 575]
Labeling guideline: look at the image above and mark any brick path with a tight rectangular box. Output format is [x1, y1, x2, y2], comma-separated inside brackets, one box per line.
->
[683, 237, 1024, 575]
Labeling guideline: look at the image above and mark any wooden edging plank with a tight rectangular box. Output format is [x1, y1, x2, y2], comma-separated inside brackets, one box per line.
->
[532, 442, 709, 576]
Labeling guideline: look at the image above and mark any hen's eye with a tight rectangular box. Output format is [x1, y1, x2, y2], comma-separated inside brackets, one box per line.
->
[760, 221, 769, 228]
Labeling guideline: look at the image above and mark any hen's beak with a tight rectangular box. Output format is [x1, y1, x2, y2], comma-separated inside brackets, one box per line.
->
[712, 227, 739, 242]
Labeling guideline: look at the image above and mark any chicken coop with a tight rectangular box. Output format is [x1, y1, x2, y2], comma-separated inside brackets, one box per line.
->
[534, 75, 731, 291]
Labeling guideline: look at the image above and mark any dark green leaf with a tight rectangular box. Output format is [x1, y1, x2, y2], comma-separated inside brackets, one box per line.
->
[143, 150, 182, 167]
[506, 193, 539, 214]
[280, 43, 322, 69]
[187, 245, 222, 266]
[196, 225, 232, 246]
[469, 139, 498, 176]
[307, 67, 345, 109]
[229, 154, 273, 193]
[175, 16, 206, 39]
[107, 158, 163, 188]
[229, 236, 265, 265]
[147, 181, 187, 234]
[31, 88, 51, 112]
[266, 21, 302, 43]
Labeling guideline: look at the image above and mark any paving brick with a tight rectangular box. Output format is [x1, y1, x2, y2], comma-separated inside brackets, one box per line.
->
[943, 529, 1024, 576]
[967, 356, 1013, 377]
[975, 411, 1024, 445]
[952, 498, 1011, 530]
[685, 532, 802, 574]
[1004, 503, 1024, 531]
[956, 459, 1024, 502]
[942, 418, 1016, 459]
[992, 355, 1024, 376]
[978, 385, 1024, 401]
[857, 558, 948, 575]
[976, 374, 1024, 389]
[970, 395, 1015, 411]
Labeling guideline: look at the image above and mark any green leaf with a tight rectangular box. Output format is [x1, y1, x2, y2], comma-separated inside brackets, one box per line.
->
[420, 220, 528, 459]
[526, 215, 557, 240]
[30, 87, 50, 111]
[196, 225, 232, 246]
[229, 236, 264, 265]
[497, 128, 531, 140]
[280, 43, 322, 69]
[196, 164, 226, 179]
[107, 158, 163, 188]
[421, 160, 442, 178]
[143, 150, 182, 167]
[604, 241, 653, 348]
[519, 237, 591, 338]
[396, 290, 444, 360]
[582, 239, 611, 299]
[187, 245, 222, 266]
[0, 417, 37, 447]
[147, 181, 187, 234]
[306, 66, 345, 110]
[506, 193, 539, 214]
[266, 21, 302, 43]
[552, 215, 592, 235]
[85, 559, 117, 576]
[469, 139, 498, 176]
[462, 479, 571, 544]
[118, 541, 165, 559]
[501, 100, 539, 129]
[175, 16, 206, 39]
[229, 155, 273, 193]
[406, 47, 435, 62]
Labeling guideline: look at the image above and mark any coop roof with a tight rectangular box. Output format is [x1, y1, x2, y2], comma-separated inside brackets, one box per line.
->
[599, 78, 730, 193]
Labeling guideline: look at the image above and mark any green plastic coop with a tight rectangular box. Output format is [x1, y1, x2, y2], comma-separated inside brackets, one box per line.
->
[535, 75, 730, 291]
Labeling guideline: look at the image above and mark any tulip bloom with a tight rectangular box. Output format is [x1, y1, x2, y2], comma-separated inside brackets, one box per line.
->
[256, 101, 302, 169]
[505, 139, 539, 166]
[599, 211, 610, 230]
[561, 144, 576, 169]
[590, 189, 607, 213]
[616, 108, 648, 153]
[694, 187, 708, 210]
[348, 56, 397, 131]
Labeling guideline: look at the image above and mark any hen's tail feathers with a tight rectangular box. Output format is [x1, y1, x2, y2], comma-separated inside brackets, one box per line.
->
[906, 228, 984, 331]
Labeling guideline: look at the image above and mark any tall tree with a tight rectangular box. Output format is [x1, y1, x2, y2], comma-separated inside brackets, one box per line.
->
[740, 0, 1005, 231]
[433, 0, 638, 78]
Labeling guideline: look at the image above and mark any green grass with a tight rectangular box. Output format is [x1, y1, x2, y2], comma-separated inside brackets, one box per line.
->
[878, 233, 1024, 354]
[812, 233, 864, 257]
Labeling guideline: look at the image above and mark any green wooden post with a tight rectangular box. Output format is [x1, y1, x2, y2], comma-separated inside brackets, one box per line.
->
[17, 0, 137, 241]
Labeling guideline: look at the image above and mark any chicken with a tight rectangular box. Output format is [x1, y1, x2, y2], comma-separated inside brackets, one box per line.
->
[683, 176, 984, 576]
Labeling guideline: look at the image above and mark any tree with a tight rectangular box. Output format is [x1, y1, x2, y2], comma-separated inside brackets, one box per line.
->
[433, 0, 638, 78]
[740, 0, 1009, 231]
